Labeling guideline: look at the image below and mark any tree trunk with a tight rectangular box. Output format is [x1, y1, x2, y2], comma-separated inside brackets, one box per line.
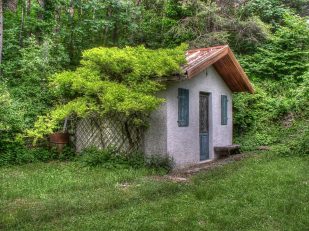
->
[103, 6, 112, 45]
[37, 0, 44, 8]
[26, 0, 31, 15]
[0, 0, 3, 66]
[68, 0, 75, 63]
[54, 6, 61, 33]
[19, 0, 25, 47]
[37, 0, 45, 20]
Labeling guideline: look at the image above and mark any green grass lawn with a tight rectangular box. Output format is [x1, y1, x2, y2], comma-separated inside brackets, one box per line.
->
[0, 153, 308, 231]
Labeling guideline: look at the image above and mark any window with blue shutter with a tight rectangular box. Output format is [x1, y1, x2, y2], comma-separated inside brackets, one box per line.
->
[178, 88, 189, 127]
[221, 95, 228, 125]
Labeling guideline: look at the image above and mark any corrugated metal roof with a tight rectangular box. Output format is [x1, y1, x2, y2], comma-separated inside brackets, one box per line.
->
[182, 45, 254, 93]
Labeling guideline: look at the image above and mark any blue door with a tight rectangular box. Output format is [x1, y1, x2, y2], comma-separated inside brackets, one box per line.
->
[199, 93, 210, 161]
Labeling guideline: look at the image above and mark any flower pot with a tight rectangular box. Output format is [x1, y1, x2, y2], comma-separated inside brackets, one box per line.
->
[49, 132, 70, 152]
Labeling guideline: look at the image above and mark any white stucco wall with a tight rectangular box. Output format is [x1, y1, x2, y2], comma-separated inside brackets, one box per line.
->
[143, 92, 168, 156]
[144, 65, 233, 167]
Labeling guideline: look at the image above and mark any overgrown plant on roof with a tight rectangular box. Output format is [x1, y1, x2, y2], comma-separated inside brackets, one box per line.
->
[28, 44, 187, 143]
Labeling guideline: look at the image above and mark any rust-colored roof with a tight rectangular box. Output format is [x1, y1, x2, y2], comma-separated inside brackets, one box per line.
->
[184, 45, 254, 93]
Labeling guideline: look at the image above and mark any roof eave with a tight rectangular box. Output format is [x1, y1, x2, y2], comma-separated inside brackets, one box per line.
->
[186, 45, 229, 79]
[185, 46, 254, 94]
[215, 47, 254, 94]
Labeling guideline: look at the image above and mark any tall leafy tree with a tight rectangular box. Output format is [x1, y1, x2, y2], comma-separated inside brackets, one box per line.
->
[0, 0, 3, 66]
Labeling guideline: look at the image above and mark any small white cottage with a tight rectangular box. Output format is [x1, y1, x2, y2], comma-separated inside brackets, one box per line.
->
[143, 45, 254, 167]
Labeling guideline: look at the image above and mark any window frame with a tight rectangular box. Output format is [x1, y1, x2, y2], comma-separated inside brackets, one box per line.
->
[177, 88, 189, 127]
[221, 95, 228, 125]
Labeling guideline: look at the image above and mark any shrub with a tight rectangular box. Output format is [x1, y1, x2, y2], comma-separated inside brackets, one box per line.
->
[145, 154, 175, 172]
[33, 148, 55, 162]
[79, 146, 175, 172]
[58, 146, 77, 161]
[1, 148, 32, 166]
[294, 131, 309, 155]
[0, 84, 25, 132]
[0, 144, 75, 166]
[126, 151, 145, 169]
[80, 146, 122, 168]
[274, 130, 309, 157]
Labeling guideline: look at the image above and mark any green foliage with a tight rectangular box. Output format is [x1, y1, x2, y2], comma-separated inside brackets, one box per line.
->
[0, 36, 70, 152]
[240, 0, 289, 23]
[79, 146, 124, 168]
[0, 84, 26, 158]
[79, 146, 174, 172]
[0, 144, 76, 166]
[0, 83, 24, 132]
[228, 17, 272, 53]
[4, 37, 69, 126]
[234, 13, 309, 151]
[270, 120, 309, 156]
[0, 146, 56, 166]
[241, 14, 309, 80]
[29, 44, 187, 141]
[169, 1, 230, 48]
[292, 71, 309, 114]
[0, 145, 76, 167]
[168, 1, 270, 53]
[233, 86, 276, 132]
[235, 124, 281, 151]
[145, 154, 175, 172]
[281, 0, 309, 16]
[0, 36, 70, 155]
[292, 131, 309, 155]
[58, 146, 77, 161]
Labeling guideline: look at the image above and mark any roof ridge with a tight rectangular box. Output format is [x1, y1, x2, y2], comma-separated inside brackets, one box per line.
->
[187, 45, 227, 53]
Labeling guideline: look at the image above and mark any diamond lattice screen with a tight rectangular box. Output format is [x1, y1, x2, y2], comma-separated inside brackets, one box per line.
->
[75, 114, 144, 153]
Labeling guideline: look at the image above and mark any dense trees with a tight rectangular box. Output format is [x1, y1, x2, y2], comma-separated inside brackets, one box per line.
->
[1, 1, 308, 66]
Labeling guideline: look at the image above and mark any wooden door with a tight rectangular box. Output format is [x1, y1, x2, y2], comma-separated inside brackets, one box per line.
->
[199, 93, 210, 161]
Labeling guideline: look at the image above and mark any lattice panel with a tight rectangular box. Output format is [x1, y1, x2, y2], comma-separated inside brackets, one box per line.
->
[75, 114, 144, 153]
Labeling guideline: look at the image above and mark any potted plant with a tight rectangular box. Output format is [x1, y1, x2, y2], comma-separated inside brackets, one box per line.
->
[49, 118, 70, 152]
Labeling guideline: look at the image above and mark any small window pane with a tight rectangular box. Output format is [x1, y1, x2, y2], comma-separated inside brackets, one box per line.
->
[178, 88, 189, 127]
[221, 95, 228, 125]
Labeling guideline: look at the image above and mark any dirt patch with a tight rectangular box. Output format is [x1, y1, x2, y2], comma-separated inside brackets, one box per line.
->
[152, 153, 250, 183]
[115, 182, 136, 190]
[172, 153, 248, 178]
[149, 175, 187, 183]
[257, 146, 271, 151]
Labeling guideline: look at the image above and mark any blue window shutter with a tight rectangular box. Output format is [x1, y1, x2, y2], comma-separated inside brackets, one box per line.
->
[178, 88, 189, 127]
[221, 95, 228, 125]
